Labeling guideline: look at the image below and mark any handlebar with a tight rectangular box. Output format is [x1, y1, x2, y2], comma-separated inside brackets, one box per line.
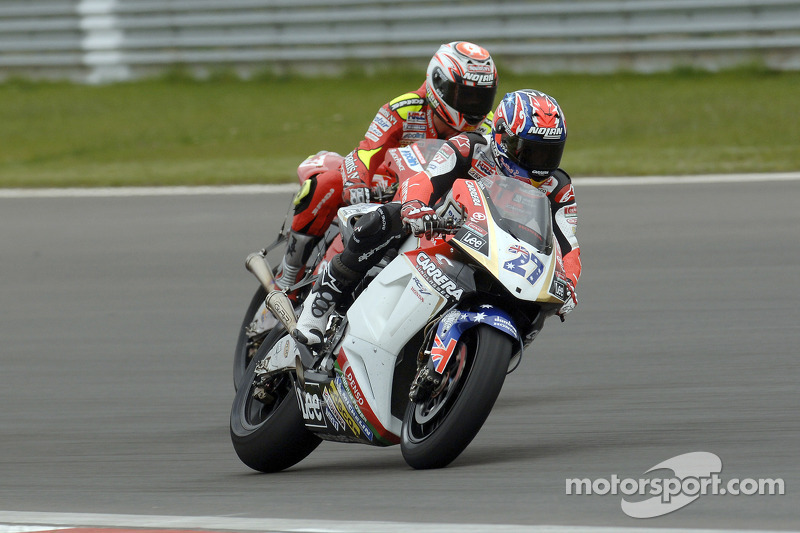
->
[403, 215, 463, 238]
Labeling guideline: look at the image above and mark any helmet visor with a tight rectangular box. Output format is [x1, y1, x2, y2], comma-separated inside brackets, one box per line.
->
[434, 73, 497, 117]
[500, 132, 564, 172]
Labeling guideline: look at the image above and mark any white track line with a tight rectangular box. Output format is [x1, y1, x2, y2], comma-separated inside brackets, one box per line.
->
[0, 172, 799, 199]
[0, 512, 797, 533]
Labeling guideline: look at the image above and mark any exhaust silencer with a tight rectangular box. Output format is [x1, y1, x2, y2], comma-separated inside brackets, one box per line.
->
[245, 251, 275, 292]
[245, 251, 297, 334]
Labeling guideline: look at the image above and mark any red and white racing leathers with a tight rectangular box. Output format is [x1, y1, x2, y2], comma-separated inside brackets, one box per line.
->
[290, 84, 492, 237]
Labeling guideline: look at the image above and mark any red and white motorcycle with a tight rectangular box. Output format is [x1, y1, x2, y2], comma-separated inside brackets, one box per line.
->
[230, 141, 570, 470]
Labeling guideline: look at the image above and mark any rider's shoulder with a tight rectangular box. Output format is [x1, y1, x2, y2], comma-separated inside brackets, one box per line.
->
[387, 86, 427, 118]
[550, 168, 573, 185]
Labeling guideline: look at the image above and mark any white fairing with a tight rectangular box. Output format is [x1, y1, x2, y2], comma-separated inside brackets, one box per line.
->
[340, 237, 447, 434]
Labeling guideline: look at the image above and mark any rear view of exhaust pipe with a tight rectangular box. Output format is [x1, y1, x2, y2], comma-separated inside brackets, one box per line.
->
[245, 251, 297, 334]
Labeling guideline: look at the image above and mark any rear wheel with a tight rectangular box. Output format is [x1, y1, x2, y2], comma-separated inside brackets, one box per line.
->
[230, 326, 321, 473]
[233, 285, 269, 390]
[401, 325, 513, 470]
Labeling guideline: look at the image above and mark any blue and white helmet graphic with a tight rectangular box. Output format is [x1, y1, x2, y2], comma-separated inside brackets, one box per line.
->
[491, 89, 567, 184]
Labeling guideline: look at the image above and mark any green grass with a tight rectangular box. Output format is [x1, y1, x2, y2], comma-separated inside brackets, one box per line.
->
[1, 67, 798, 188]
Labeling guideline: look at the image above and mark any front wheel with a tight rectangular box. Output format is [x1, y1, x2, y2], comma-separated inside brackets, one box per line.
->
[230, 326, 321, 473]
[401, 325, 513, 470]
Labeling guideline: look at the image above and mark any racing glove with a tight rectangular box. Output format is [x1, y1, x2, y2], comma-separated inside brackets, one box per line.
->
[401, 200, 438, 239]
[342, 179, 371, 205]
[558, 279, 578, 319]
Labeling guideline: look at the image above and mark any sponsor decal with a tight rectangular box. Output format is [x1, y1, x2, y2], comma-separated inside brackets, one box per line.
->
[471, 212, 486, 222]
[460, 232, 485, 251]
[462, 72, 495, 84]
[539, 176, 558, 192]
[465, 180, 483, 207]
[323, 405, 340, 431]
[474, 158, 494, 177]
[311, 188, 335, 216]
[335, 376, 373, 441]
[372, 113, 392, 132]
[368, 122, 384, 139]
[415, 251, 464, 300]
[404, 123, 427, 131]
[555, 184, 575, 204]
[528, 126, 565, 140]
[296, 388, 326, 428]
[402, 131, 426, 141]
[488, 314, 518, 338]
[401, 147, 421, 169]
[378, 107, 392, 120]
[406, 111, 427, 124]
[389, 150, 406, 173]
[390, 97, 425, 111]
[467, 63, 493, 74]
[322, 388, 346, 429]
[439, 309, 460, 335]
[450, 135, 471, 155]
[464, 220, 487, 237]
[325, 382, 361, 438]
[344, 367, 367, 408]
[432, 144, 455, 165]
[413, 277, 432, 296]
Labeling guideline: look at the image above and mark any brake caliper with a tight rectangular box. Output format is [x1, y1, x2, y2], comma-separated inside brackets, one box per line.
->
[408, 366, 441, 403]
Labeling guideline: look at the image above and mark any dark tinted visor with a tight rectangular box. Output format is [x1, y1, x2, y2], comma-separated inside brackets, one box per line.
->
[434, 72, 497, 116]
[501, 132, 565, 172]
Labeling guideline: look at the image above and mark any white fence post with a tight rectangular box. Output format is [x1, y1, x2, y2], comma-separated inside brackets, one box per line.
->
[77, 0, 130, 83]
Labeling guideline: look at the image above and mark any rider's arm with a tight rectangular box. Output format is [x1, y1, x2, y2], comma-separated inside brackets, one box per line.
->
[341, 91, 426, 200]
[544, 169, 582, 287]
[399, 133, 484, 206]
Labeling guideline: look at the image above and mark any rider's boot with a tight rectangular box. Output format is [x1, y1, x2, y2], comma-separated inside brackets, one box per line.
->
[274, 231, 320, 299]
[293, 256, 360, 346]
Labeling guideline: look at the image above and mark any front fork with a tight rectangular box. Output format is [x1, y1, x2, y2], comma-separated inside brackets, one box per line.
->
[409, 305, 522, 403]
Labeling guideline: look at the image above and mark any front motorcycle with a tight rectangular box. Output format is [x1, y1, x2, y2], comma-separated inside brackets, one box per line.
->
[230, 161, 569, 471]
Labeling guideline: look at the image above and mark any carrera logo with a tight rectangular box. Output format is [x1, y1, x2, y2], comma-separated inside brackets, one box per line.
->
[465, 180, 482, 206]
[415, 252, 464, 300]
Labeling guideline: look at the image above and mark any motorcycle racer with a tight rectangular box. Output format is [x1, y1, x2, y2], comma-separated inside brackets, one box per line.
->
[294, 89, 581, 346]
[274, 41, 499, 295]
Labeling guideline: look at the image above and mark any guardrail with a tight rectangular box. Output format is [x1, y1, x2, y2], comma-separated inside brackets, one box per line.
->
[1, 0, 799, 82]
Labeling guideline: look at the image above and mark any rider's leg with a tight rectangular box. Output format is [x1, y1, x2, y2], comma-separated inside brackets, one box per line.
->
[294, 203, 405, 345]
[275, 170, 344, 292]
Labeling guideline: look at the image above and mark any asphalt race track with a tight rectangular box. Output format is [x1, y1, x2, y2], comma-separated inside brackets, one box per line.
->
[1, 177, 798, 531]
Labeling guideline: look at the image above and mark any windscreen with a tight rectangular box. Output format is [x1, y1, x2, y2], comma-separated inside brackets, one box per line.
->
[477, 175, 553, 253]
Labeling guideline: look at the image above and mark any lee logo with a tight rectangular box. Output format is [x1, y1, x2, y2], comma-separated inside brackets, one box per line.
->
[296, 389, 323, 422]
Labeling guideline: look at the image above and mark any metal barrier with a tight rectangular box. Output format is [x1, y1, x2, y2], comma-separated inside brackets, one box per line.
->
[2, 0, 799, 82]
